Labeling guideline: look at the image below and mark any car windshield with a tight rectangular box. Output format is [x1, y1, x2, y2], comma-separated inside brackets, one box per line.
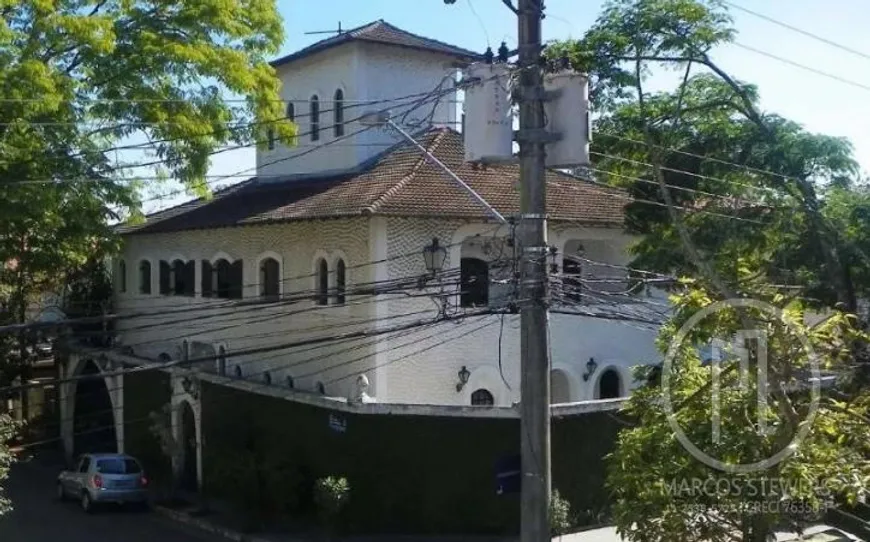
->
[95, 458, 141, 474]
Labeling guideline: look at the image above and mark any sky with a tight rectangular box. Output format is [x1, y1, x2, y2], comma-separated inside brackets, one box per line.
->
[146, 0, 870, 213]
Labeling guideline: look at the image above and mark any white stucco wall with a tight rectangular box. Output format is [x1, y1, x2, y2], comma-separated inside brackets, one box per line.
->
[257, 42, 460, 180]
[114, 218, 380, 400]
[115, 215, 666, 407]
[352, 42, 460, 154]
[373, 217, 664, 407]
[258, 45, 363, 178]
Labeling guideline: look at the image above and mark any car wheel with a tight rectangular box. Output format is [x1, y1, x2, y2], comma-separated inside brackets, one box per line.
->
[55, 483, 66, 502]
[81, 491, 93, 513]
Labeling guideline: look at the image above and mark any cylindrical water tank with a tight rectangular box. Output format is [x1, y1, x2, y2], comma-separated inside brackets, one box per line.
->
[462, 62, 513, 162]
[543, 71, 590, 168]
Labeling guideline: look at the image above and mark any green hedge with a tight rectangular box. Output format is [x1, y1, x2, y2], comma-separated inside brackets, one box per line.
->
[199, 382, 621, 535]
[123, 369, 172, 486]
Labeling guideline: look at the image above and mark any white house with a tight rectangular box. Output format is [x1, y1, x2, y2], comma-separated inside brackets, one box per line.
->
[111, 20, 665, 408]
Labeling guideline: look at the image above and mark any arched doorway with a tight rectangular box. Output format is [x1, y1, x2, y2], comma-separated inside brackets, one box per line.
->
[73, 360, 116, 455]
[596, 369, 622, 399]
[550, 369, 572, 404]
[179, 401, 198, 492]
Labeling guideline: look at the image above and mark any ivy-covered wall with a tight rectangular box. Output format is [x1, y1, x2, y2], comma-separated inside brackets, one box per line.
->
[123, 369, 172, 485]
[199, 382, 621, 535]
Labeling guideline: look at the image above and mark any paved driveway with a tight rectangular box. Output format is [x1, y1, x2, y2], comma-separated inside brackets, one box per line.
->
[0, 454, 216, 542]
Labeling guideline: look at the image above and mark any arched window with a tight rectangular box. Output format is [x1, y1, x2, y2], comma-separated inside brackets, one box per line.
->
[286, 101, 295, 122]
[316, 258, 328, 305]
[217, 346, 227, 375]
[172, 259, 195, 296]
[334, 259, 346, 305]
[201, 260, 213, 297]
[551, 369, 571, 404]
[263, 371, 272, 385]
[215, 258, 244, 299]
[233, 365, 243, 379]
[171, 259, 184, 294]
[333, 88, 344, 137]
[310, 95, 320, 141]
[316, 381, 326, 395]
[598, 369, 622, 399]
[138, 260, 152, 294]
[460, 257, 489, 307]
[117, 260, 127, 293]
[260, 257, 280, 300]
[159, 260, 171, 295]
[286, 375, 295, 389]
[471, 389, 494, 406]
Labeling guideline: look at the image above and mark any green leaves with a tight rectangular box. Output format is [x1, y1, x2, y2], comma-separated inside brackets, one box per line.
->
[0, 414, 18, 516]
[0, 1, 293, 465]
[608, 285, 870, 542]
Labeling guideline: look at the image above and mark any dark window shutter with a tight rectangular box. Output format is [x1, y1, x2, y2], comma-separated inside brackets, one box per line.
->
[563, 257, 582, 302]
[184, 261, 196, 296]
[460, 258, 489, 307]
[215, 260, 230, 298]
[317, 259, 328, 305]
[159, 261, 171, 295]
[201, 260, 213, 297]
[260, 258, 280, 300]
[172, 260, 186, 295]
[335, 259, 346, 305]
[230, 260, 243, 299]
[139, 261, 152, 294]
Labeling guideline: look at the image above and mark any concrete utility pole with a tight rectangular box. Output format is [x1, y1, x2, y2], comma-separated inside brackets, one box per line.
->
[515, 1, 551, 542]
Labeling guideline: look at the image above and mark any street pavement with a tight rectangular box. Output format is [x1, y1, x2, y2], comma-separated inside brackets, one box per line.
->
[0, 454, 217, 542]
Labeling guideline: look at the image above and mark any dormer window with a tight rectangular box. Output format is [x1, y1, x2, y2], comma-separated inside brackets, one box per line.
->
[333, 89, 344, 137]
[310, 95, 320, 141]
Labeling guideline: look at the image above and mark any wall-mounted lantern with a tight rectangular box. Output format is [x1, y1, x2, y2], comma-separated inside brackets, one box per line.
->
[582, 357, 598, 382]
[456, 365, 471, 392]
[423, 237, 447, 276]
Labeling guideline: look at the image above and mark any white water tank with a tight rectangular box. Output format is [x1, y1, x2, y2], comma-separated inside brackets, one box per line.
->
[462, 62, 513, 162]
[543, 71, 590, 168]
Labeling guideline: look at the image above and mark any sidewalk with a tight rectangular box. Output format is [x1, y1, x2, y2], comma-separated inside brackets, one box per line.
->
[152, 505, 864, 542]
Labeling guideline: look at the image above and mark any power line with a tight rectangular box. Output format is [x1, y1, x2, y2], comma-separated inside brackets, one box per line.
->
[0, 309, 495, 396]
[733, 42, 870, 94]
[2, 70, 492, 184]
[590, 150, 783, 198]
[552, 172, 768, 224]
[723, 2, 870, 63]
[592, 132, 813, 189]
[23, 226, 506, 326]
[9, 313, 509, 451]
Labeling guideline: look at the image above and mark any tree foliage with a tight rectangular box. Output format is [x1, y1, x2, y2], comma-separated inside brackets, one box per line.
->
[0, 0, 295, 503]
[549, 0, 870, 539]
[0, 0, 295, 299]
[608, 285, 870, 542]
[550, 0, 866, 312]
[0, 414, 14, 516]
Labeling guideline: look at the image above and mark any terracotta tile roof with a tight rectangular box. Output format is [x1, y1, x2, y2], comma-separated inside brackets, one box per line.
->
[121, 128, 627, 236]
[271, 20, 482, 67]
